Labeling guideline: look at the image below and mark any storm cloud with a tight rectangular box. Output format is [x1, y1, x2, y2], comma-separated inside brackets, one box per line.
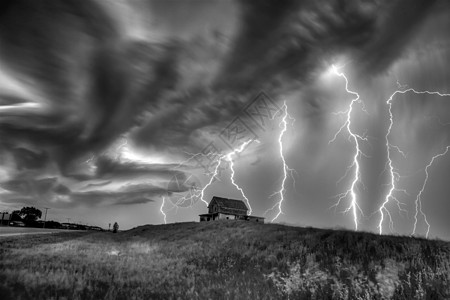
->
[1, 0, 449, 236]
[131, 0, 439, 151]
[1, 0, 438, 163]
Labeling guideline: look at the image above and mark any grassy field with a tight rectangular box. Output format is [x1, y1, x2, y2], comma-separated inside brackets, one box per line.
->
[0, 221, 449, 299]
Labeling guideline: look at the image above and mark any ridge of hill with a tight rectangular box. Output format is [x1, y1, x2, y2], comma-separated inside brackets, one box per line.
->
[123, 221, 450, 299]
[0, 221, 449, 299]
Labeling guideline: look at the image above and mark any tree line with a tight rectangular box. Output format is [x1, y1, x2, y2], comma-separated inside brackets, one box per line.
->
[6, 206, 104, 231]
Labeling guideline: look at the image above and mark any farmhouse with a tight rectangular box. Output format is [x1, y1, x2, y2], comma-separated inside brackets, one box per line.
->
[199, 196, 264, 223]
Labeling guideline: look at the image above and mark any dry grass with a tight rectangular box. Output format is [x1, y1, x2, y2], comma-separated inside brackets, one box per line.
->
[0, 221, 449, 299]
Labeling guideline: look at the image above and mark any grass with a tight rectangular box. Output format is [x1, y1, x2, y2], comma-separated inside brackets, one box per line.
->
[0, 221, 449, 299]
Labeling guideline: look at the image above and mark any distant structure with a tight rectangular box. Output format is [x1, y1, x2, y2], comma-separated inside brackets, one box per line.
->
[199, 196, 264, 223]
[0, 212, 11, 225]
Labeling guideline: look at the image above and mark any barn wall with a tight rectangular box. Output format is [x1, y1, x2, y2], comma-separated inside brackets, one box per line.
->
[218, 213, 236, 220]
[199, 214, 217, 221]
[208, 204, 220, 214]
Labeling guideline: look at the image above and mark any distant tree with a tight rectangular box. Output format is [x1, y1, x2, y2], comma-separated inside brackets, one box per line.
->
[45, 221, 62, 229]
[113, 222, 119, 233]
[19, 207, 42, 221]
[11, 210, 23, 221]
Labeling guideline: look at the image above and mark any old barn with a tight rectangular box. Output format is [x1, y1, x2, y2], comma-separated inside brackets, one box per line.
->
[199, 196, 264, 223]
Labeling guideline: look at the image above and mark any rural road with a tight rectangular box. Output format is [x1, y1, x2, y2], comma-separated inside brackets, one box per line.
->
[0, 226, 76, 238]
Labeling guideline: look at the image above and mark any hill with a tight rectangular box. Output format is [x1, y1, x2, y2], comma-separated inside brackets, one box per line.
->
[0, 221, 449, 299]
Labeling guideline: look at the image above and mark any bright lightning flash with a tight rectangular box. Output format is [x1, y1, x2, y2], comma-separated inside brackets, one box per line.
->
[412, 146, 450, 238]
[380, 88, 450, 237]
[226, 140, 256, 214]
[329, 65, 367, 231]
[159, 139, 257, 221]
[160, 196, 167, 224]
[264, 101, 296, 222]
[199, 139, 256, 214]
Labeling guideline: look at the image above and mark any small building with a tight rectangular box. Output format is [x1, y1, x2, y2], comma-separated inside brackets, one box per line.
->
[0, 212, 11, 226]
[199, 196, 264, 223]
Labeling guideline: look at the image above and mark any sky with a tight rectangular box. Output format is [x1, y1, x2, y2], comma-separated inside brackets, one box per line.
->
[1, 0, 450, 239]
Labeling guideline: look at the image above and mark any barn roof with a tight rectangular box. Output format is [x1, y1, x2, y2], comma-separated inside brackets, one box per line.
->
[209, 196, 248, 211]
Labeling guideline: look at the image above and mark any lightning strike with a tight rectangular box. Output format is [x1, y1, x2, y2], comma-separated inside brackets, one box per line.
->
[195, 139, 258, 212]
[412, 146, 450, 238]
[166, 139, 257, 216]
[172, 175, 203, 209]
[160, 196, 167, 224]
[160, 175, 203, 220]
[380, 88, 450, 236]
[264, 101, 296, 222]
[329, 65, 367, 231]
[199, 153, 227, 206]
[158, 151, 225, 219]
[225, 140, 256, 215]
[85, 154, 95, 164]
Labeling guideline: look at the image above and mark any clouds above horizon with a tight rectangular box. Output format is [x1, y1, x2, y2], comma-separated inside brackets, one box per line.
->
[0, 154, 199, 209]
[1, 0, 450, 237]
[1, 0, 439, 163]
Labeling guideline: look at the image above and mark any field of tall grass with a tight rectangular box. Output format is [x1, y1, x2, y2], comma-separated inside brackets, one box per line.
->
[0, 221, 449, 299]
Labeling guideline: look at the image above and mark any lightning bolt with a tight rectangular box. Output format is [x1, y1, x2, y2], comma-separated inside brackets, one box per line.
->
[172, 175, 203, 209]
[379, 87, 411, 235]
[379, 88, 450, 236]
[264, 101, 296, 222]
[226, 140, 255, 215]
[160, 196, 167, 224]
[85, 154, 95, 164]
[168, 152, 214, 208]
[412, 146, 450, 238]
[160, 179, 202, 223]
[199, 139, 256, 213]
[162, 139, 257, 220]
[199, 153, 227, 206]
[157, 151, 221, 220]
[329, 65, 367, 231]
[378, 141, 409, 234]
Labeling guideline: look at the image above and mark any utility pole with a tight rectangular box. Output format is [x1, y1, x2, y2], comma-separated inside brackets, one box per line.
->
[43, 207, 50, 228]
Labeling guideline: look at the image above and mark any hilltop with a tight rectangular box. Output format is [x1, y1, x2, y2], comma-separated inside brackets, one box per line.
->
[0, 221, 449, 299]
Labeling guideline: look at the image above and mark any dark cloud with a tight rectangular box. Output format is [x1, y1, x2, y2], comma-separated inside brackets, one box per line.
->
[68, 175, 196, 207]
[1, 0, 438, 158]
[1, 177, 58, 196]
[94, 156, 187, 181]
[70, 184, 164, 207]
[0, 0, 443, 220]
[11, 147, 49, 171]
[0, 0, 178, 174]
[0, 154, 197, 209]
[131, 0, 439, 151]
[0, 176, 166, 208]
[54, 184, 71, 195]
[0, 185, 160, 208]
[353, 0, 439, 75]
[215, 0, 376, 91]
